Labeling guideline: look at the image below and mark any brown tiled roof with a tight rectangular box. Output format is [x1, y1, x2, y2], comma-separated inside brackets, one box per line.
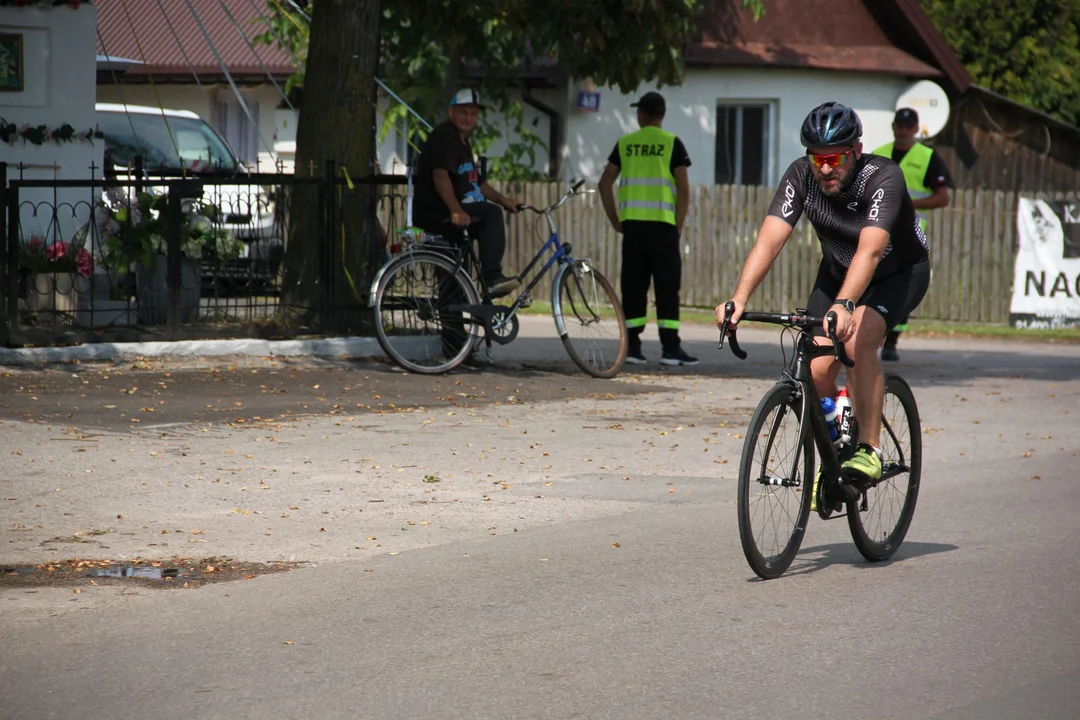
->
[687, 42, 943, 78]
[688, 0, 970, 92]
[95, 0, 297, 80]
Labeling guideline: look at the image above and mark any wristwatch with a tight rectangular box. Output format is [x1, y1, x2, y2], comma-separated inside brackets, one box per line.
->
[832, 298, 855, 313]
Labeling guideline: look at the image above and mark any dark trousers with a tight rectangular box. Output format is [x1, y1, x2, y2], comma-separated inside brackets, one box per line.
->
[419, 201, 508, 279]
[621, 221, 682, 351]
[418, 202, 508, 359]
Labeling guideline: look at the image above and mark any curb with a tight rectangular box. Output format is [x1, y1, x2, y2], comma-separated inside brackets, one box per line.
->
[0, 336, 384, 366]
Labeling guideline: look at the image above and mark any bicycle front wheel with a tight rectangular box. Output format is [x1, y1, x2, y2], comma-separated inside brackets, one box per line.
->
[846, 373, 922, 561]
[372, 252, 480, 374]
[552, 260, 627, 378]
[738, 382, 814, 580]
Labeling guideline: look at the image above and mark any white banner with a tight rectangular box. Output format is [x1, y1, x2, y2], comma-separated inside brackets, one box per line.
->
[1010, 197, 1080, 329]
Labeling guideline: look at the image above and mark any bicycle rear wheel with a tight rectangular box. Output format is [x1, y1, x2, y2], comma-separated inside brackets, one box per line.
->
[846, 373, 922, 561]
[552, 260, 627, 378]
[737, 382, 814, 580]
[372, 252, 480, 374]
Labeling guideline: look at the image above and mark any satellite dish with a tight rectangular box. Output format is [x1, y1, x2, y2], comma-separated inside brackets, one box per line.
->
[895, 80, 951, 139]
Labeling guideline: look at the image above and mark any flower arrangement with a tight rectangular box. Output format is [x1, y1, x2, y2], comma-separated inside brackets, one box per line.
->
[19, 234, 93, 277]
[0, 117, 104, 147]
[93, 188, 243, 271]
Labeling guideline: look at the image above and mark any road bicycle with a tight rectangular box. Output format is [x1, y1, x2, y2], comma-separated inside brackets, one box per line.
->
[369, 180, 628, 377]
[717, 301, 922, 580]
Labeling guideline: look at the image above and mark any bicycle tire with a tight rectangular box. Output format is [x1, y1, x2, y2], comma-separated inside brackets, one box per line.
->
[737, 381, 814, 580]
[846, 373, 922, 562]
[552, 261, 627, 378]
[372, 252, 480, 375]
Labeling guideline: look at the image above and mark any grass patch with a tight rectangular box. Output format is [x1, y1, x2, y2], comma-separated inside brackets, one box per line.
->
[516, 302, 1080, 343]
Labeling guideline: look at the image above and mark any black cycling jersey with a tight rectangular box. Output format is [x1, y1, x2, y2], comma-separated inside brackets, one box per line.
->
[767, 155, 929, 279]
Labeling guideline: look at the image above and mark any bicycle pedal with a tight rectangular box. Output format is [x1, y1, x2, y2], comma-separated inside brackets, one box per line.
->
[517, 293, 532, 308]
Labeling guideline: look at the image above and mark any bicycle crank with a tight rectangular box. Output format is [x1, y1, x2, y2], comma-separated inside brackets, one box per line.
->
[457, 303, 519, 346]
[487, 307, 519, 345]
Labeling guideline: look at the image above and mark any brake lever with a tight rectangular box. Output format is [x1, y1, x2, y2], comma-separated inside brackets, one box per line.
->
[824, 311, 856, 368]
[717, 301, 748, 359]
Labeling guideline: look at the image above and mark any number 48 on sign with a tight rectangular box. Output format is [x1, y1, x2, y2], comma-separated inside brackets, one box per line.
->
[577, 91, 600, 113]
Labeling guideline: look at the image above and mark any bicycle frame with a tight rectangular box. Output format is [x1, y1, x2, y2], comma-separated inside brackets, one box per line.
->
[503, 227, 572, 314]
[719, 304, 856, 502]
[368, 182, 590, 327]
[781, 331, 848, 497]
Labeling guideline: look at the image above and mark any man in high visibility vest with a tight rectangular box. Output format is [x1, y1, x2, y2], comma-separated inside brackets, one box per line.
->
[871, 107, 952, 361]
[598, 91, 696, 366]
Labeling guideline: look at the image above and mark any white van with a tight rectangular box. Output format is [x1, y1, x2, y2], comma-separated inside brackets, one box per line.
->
[94, 103, 283, 280]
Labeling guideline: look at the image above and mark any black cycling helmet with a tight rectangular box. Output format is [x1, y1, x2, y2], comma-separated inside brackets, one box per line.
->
[800, 102, 863, 148]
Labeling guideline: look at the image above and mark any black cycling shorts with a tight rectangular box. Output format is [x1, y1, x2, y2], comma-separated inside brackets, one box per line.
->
[807, 258, 930, 338]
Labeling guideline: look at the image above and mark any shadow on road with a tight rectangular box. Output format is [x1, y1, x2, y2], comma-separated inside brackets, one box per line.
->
[749, 539, 960, 580]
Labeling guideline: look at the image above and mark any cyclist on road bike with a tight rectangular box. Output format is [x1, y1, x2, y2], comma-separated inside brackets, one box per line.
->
[716, 101, 930, 489]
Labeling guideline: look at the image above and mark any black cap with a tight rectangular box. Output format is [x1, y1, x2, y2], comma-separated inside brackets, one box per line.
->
[631, 91, 666, 117]
[894, 107, 919, 125]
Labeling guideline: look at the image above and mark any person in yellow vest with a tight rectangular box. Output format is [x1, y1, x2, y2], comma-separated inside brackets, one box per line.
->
[598, 91, 696, 365]
[871, 107, 952, 361]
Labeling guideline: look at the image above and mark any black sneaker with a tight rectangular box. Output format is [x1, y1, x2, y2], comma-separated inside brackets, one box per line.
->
[660, 347, 699, 366]
[881, 346, 899, 362]
[625, 349, 647, 364]
[485, 274, 521, 298]
[462, 348, 493, 369]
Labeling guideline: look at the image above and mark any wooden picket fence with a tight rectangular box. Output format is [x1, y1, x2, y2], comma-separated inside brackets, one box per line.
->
[497, 183, 1026, 324]
[379, 181, 1069, 324]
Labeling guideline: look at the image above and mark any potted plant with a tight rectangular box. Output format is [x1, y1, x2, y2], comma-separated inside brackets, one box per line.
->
[93, 188, 243, 324]
[18, 234, 94, 315]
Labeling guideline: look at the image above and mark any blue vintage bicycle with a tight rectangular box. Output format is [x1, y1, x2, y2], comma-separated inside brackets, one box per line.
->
[369, 180, 628, 377]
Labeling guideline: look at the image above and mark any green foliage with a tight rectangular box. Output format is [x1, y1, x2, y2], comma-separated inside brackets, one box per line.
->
[254, 0, 767, 179]
[920, 0, 1080, 125]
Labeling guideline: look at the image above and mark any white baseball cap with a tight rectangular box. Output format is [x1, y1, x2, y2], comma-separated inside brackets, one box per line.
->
[450, 88, 485, 109]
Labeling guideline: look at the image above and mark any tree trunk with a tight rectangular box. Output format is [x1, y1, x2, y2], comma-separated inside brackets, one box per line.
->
[284, 0, 381, 329]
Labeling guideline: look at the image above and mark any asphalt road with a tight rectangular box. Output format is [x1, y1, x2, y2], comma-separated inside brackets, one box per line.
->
[2, 320, 1079, 719]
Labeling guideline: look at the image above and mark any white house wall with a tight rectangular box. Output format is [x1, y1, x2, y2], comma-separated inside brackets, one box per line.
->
[1, 3, 101, 243]
[563, 68, 911, 187]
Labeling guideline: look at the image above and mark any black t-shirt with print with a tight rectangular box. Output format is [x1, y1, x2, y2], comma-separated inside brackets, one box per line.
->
[413, 121, 487, 227]
[607, 136, 692, 174]
[890, 145, 952, 191]
[766, 155, 929, 280]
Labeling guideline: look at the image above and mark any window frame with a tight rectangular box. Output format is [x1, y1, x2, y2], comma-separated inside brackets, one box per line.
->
[715, 100, 777, 187]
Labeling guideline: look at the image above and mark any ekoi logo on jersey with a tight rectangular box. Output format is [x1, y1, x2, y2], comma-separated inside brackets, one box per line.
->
[781, 182, 796, 218]
[867, 187, 885, 221]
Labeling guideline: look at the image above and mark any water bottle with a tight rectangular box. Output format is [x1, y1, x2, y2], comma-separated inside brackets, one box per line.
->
[821, 397, 840, 443]
[835, 386, 853, 447]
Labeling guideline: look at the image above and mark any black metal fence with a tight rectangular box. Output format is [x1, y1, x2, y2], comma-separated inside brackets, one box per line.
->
[1, 161, 407, 348]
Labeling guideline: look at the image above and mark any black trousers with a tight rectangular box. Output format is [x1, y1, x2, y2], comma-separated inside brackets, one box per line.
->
[419, 201, 507, 279]
[621, 221, 682, 351]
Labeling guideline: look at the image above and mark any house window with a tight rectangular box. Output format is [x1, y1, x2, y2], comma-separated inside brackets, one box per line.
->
[216, 89, 261, 169]
[715, 103, 772, 186]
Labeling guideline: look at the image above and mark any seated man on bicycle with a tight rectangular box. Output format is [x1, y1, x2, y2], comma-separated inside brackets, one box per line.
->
[413, 88, 523, 297]
[717, 102, 930, 488]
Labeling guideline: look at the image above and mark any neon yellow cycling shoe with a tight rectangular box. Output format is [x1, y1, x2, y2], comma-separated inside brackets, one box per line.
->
[841, 444, 882, 485]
